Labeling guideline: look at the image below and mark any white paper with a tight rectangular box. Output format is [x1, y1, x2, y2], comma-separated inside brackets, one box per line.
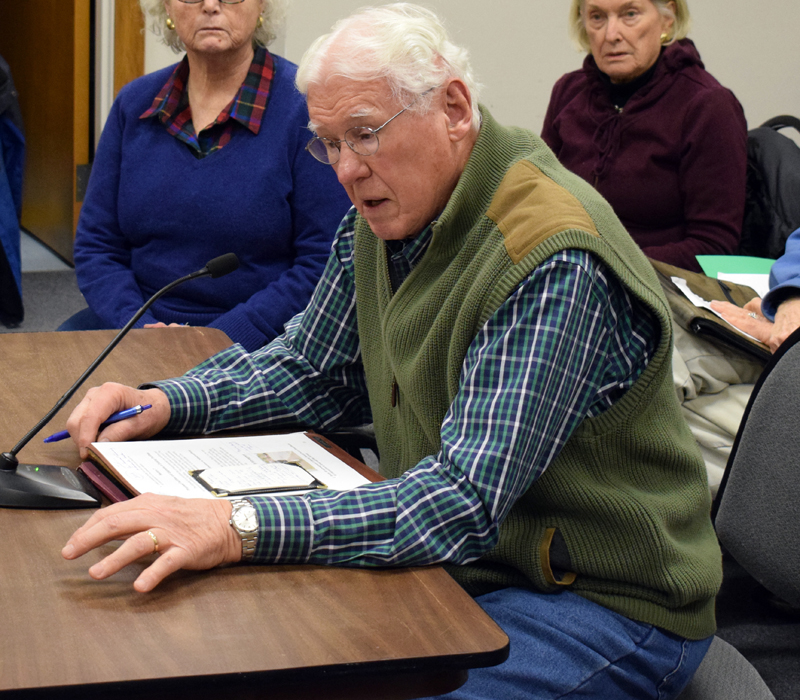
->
[91, 432, 370, 499]
[717, 273, 770, 299]
[671, 276, 762, 343]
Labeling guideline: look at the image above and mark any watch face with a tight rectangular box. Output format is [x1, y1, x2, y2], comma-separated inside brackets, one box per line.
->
[233, 503, 258, 533]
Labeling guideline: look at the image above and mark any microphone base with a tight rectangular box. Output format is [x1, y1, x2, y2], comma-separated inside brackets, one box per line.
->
[0, 463, 101, 509]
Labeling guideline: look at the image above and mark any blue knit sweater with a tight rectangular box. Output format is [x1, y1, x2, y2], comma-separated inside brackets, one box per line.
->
[73, 54, 350, 351]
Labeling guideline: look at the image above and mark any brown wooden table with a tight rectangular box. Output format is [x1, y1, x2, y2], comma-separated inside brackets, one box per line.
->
[0, 329, 509, 699]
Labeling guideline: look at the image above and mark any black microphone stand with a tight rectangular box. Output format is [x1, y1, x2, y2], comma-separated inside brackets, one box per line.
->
[0, 253, 239, 509]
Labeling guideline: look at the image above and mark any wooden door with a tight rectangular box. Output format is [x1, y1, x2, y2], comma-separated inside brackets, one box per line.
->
[0, 0, 91, 264]
[114, 0, 145, 95]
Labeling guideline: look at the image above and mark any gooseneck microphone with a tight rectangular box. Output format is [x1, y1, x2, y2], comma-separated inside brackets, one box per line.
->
[0, 253, 240, 509]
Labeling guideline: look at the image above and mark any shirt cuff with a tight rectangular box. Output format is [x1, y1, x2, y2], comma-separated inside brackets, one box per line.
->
[250, 495, 314, 563]
[142, 376, 214, 435]
[761, 284, 800, 321]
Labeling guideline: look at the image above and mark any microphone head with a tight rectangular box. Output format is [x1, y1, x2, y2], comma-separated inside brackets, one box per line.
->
[204, 253, 240, 279]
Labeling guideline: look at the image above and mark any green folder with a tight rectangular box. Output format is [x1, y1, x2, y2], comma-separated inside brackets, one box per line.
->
[695, 255, 775, 278]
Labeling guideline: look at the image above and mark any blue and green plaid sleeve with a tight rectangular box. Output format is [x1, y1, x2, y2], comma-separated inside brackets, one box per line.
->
[158, 243, 655, 568]
[153, 208, 372, 435]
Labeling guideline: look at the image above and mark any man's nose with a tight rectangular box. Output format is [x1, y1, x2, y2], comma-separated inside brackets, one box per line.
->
[334, 146, 370, 185]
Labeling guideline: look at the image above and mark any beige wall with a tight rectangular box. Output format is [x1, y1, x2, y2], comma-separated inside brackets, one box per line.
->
[282, 0, 800, 134]
[146, 1, 800, 134]
[145, 29, 179, 75]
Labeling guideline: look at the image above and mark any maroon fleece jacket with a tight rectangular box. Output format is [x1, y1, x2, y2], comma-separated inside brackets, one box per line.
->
[542, 39, 747, 272]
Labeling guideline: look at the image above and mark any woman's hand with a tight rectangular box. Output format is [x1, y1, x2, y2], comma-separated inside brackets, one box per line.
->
[710, 296, 800, 353]
[66, 383, 171, 459]
[62, 494, 240, 592]
[769, 297, 800, 352]
[710, 297, 772, 344]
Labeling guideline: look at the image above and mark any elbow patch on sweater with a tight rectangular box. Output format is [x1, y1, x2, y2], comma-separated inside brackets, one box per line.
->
[487, 159, 599, 264]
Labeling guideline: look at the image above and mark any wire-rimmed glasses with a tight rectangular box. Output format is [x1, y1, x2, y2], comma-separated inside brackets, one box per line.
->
[305, 91, 431, 165]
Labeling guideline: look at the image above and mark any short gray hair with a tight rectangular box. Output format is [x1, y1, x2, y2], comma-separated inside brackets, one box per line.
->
[139, 0, 288, 53]
[295, 3, 481, 128]
[568, 0, 691, 52]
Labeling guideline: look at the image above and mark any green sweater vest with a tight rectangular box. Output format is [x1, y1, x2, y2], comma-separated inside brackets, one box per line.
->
[353, 109, 721, 639]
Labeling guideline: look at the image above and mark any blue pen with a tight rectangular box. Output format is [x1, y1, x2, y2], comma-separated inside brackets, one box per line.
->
[43, 404, 153, 444]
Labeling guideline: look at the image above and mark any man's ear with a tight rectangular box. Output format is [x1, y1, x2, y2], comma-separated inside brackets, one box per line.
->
[443, 78, 474, 142]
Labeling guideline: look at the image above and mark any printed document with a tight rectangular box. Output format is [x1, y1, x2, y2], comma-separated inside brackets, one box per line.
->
[89, 432, 371, 499]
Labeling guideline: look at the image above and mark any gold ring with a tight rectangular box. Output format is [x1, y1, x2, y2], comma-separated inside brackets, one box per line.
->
[146, 530, 159, 554]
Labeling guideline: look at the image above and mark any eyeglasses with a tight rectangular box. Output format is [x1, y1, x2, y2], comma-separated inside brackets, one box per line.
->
[305, 91, 431, 166]
[176, 0, 246, 4]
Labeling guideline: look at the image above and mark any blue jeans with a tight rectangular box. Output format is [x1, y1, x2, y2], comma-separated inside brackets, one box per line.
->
[424, 587, 712, 700]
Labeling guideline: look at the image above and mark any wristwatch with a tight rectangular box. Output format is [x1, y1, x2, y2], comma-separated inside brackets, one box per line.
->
[229, 498, 258, 561]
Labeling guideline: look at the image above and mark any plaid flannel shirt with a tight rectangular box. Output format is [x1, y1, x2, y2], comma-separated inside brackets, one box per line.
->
[140, 46, 274, 157]
[154, 208, 657, 567]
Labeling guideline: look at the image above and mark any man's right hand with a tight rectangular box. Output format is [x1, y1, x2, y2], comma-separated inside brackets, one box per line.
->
[66, 383, 171, 459]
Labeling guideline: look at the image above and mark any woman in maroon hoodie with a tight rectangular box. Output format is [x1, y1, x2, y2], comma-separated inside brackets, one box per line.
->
[542, 0, 747, 272]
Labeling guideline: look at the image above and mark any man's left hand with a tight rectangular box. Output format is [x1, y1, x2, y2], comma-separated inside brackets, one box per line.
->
[61, 494, 241, 592]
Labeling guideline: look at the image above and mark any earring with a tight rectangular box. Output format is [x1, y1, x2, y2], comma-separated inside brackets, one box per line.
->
[257, 16, 264, 28]
[166, 17, 175, 31]
[660, 32, 669, 44]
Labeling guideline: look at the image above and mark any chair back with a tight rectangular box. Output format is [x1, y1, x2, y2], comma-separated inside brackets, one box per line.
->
[714, 325, 800, 607]
[677, 636, 775, 700]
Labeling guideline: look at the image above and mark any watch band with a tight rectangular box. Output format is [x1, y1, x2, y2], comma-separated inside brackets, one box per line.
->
[240, 533, 257, 561]
[229, 498, 258, 562]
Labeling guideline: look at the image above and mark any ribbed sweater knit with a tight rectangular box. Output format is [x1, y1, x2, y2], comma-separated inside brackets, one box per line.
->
[354, 110, 721, 640]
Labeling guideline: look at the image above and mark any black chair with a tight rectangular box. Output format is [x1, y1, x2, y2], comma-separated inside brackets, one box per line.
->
[740, 115, 800, 260]
[677, 636, 774, 700]
[675, 329, 800, 699]
[712, 325, 800, 609]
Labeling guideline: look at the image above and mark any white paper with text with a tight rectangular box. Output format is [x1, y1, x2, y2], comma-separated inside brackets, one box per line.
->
[90, 432, 370, 499]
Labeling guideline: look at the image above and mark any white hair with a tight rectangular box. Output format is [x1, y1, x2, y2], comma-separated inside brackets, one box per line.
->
[138, 0, 288, 53]
[295, 3, 481, 127]
[569, 0, 691, 52]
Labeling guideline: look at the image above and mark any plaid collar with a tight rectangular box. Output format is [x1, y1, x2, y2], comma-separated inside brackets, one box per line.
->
[140, 46, 274, 155]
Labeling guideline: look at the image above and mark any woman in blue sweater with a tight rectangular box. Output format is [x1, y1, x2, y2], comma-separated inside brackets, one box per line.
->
[60, 0, 350, 352]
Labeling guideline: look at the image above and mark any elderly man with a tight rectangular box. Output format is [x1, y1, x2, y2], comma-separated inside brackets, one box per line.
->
[63, 4, 721, 698]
